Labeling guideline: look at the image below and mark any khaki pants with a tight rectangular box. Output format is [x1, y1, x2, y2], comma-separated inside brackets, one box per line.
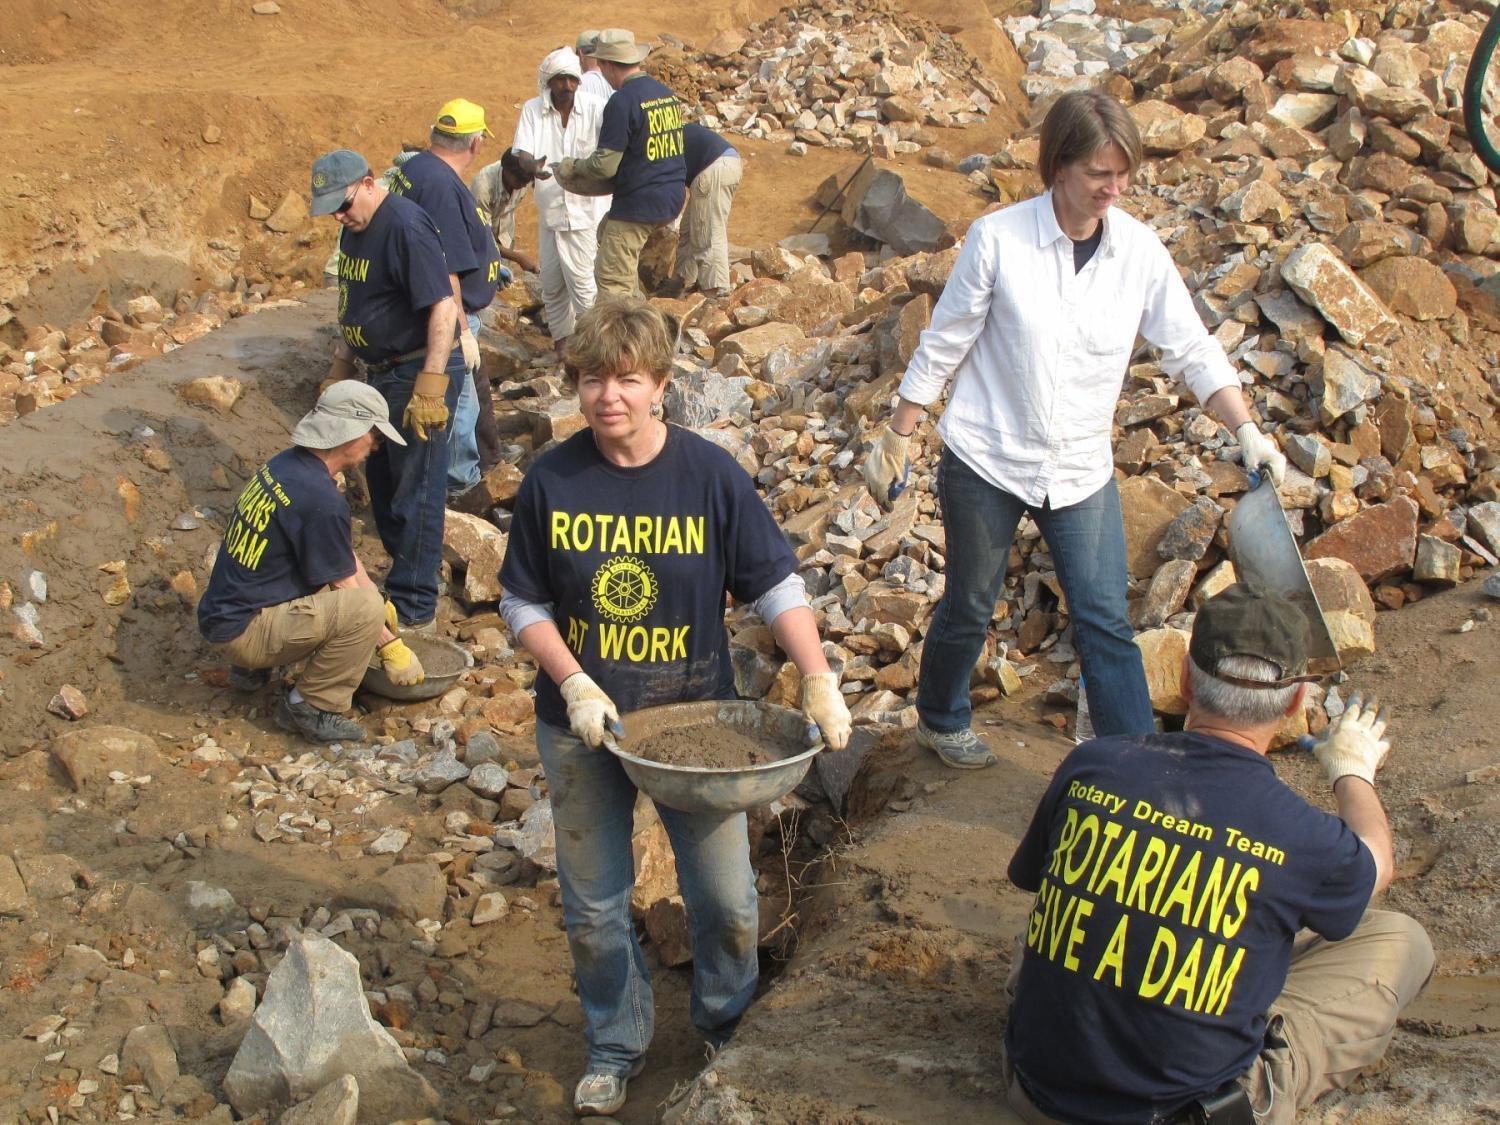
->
[674, 154, 742, 293]
[1003, 909, 1435, 1124]
[219, 587, 384, 713]
[594, 216, 657, 297]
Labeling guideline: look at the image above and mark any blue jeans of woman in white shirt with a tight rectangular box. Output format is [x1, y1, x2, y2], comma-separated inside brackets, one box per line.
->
[535, 721, 760, 1077]
[917, 449, 1156, 737]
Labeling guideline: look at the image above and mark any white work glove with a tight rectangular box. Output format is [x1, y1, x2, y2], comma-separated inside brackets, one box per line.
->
[800, 671, 852, 751]
[459, 328, 481, 375]
[1237, 422, 1287, 487]
[1313, 692, 1391, 787]
[559, 672, 621, 749]
[861, 425, 911, 511]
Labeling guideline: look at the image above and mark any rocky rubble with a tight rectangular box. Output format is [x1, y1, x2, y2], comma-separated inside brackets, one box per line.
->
[656, 0, 996, 156]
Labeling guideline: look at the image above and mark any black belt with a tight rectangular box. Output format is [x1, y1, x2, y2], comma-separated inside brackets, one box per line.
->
[1159, 1080, 1255, 1125]
[363, 347, 428, 374]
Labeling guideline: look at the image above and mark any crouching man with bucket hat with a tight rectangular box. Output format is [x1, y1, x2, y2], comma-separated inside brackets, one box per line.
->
[198, 382, 427, 743]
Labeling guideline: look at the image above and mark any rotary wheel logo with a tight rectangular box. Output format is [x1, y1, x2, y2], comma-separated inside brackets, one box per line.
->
[591, 556, 658, 623]
[313, 171, 328, 189]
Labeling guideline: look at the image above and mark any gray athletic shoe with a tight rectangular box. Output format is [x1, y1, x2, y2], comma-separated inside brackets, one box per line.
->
[228, 665, 269, 691]
[915, 722, 997, 769]
[573, 1073, 629, 1117]
[274, 694, 364, 744]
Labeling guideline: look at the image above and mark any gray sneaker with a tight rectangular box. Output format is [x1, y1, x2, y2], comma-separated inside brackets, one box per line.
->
[275, 694, 364, 744]
[916, 722, 997, 769]
[573, 1073, 629, 1117]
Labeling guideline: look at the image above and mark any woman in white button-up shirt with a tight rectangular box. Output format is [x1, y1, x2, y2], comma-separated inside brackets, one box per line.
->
[864, 91, 1287, 768]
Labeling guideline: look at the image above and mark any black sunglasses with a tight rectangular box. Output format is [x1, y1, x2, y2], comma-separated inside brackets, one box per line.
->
[334, 185, 359, 216]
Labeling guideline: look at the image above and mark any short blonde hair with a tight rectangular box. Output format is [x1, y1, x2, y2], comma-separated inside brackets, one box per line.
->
[1038, 91, 1143, 187]
[563, 296, 675, 387]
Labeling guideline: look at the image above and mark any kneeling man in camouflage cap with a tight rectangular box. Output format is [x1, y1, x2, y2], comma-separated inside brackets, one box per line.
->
[198, 382, 426, 743]
[1003, 584, 1433, 1125]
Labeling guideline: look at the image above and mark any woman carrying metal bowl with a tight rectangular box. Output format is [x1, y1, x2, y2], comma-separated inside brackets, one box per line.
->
[498, 296, 851, 1117]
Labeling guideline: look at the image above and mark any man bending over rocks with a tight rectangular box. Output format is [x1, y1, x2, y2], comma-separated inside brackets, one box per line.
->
[197, 382, 426, 743]
[1003, 584, 1432, 1124]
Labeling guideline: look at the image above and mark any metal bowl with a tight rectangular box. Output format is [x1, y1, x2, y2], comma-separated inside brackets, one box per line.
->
[607, 700, 821, 814]
[360, 635, 472, 702]
[1227, 474, 1341, 673]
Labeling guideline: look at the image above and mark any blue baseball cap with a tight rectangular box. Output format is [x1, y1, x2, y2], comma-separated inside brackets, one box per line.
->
[310, 149, 371, 216]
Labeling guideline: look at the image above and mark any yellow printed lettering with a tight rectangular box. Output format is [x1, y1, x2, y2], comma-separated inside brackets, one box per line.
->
[1138, 926, 1176, 1000]
[571, 512, 595, 551]
[671, 624, 688, 659]
[1222, 866, 1259, 940]
[551, 511, 572, 550]
[1093, 916, 1129, 987]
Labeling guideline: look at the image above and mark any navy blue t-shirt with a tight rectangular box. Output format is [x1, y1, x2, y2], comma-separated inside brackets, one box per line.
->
[683, 122, 735, 183]
[197, 448, 356, 643]
[597, 73, 687, 224]
[389, 150, 503, 314]
[335, 192, 453, 362]
[500, 425, 798, 730]
[1006, 732, 1376, 1124]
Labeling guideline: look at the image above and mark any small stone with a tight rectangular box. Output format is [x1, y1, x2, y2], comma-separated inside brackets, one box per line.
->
[0, 856, 27, 916]
[181, 881, 249, 932]
[1157, 498, 1223, 563]
[1135, 560, 1197, 630]
[1283, 434, 1331, 478]
[47, 684, 89, 720]
[365, 828, 410, 856]
[122, 1024, 179, 1098]
[249, 195, 273, 221]
[1413, 536, 1461, 586]
[410, 748, 469, 793]
[1128, 100, 1207, 154]
[471, 892, 508, 926]
[179, 375, 243, 412]
[264, 189, 307, 233]
[278, 1074, 359, 1125]
[1134, 626, 1191, 715]
[1483, 573, 1500, 600]
[203, 125, 222, 144]
[466, 762, 510, 798]
[220, 977, 258, 1024]
[252, 1, 281, 14]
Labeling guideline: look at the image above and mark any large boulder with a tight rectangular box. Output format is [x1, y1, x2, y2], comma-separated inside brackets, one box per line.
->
[1279, 243, 1398, 347]
[442, 510, 507, 604]
[1134, 626, 1191, 715]
[1120, 476, 1191, 580]
[49, 726, 164, 793]
[1304, 496, 1419, 583]
[223, 932, 439, 1122]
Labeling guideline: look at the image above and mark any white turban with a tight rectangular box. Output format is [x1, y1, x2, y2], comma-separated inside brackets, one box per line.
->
[538, 47, 583, 98]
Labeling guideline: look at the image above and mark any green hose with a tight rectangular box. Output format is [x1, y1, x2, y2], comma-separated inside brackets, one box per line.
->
[1464, 6, 1500, 175]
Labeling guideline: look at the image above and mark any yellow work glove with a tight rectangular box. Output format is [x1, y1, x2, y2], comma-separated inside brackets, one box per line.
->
[383, 599, 399, 632]
[378, 638, 426, 687]
[862, 424, 911, 512]
[559, 672, 622, 749]
[1313, 692, 1391, 788]
[402, 369, 450, 441]
[320, 353, 360, 394]
[460, 329, 481, 375]
[800, 671, 852, 750]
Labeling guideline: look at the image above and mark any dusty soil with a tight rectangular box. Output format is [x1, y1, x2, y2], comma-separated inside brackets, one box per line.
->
[632, 724, 779, 769]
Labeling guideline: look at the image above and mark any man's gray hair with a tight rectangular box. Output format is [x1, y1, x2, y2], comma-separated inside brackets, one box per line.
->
[1187, 654, 1300, 725]
[430, 127, 482, 152]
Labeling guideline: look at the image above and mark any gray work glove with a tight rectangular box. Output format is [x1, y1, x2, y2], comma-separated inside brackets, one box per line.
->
[862, 425, 911, 511]
[559, 672, 621, 749]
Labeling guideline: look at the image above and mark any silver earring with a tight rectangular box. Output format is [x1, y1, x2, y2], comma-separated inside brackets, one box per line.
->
[650, 402, 663, 418]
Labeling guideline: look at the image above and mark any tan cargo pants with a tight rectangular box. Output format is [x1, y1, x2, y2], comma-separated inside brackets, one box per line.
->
[219, 586, 384, 713]
[674, 154, 743, 293]
[1003, 909, 1435, 1124]
[594, 215, 658, 298]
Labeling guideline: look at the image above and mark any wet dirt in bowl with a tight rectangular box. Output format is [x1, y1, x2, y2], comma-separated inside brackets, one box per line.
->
[631, 723, 779, 768]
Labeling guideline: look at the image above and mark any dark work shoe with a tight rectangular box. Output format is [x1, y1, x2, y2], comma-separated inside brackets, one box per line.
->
[228, 665, 270, 692]
[274, 694, 364, 744]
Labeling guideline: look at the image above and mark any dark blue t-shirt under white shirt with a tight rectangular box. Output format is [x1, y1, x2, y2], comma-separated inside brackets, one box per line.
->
[683, 122, 737, 183]
[499, 425, 798, 730]
[597, 72, 687, 224]
[335, 192, 453, 362]
[1005, 732, 1376, 1125]
[197, 448, 356, 643]
[388, 149, 503, 314]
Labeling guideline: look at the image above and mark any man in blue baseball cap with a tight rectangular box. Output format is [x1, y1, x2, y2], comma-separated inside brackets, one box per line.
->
[312, 147, 465, 632]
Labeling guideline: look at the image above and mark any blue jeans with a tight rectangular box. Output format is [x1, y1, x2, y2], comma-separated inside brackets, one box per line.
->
[366, 347, 463, 626]
[916, 450, 1155, 738]
[536, 721, 760, 1076]
[446, 314, 483, 496]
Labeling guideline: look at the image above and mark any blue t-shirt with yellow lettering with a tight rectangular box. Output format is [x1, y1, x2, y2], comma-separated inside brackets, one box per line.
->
[500, 425, 797, 730]
[598, 72, 687, 224]
[1005, 732, 1376, 1124]
[388, 150, 503, 314]
[197, 448, 356, 644]
[335, 192, 453, 362]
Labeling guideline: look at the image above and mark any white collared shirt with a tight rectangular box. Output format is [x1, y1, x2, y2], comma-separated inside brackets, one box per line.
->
[898, 190, 1239, 509]
[512, 90, 611, 232]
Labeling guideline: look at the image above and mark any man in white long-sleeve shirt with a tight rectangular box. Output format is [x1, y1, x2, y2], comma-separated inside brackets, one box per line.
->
[862, 90, 1288, 769]
[513, 46, 610, 351]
